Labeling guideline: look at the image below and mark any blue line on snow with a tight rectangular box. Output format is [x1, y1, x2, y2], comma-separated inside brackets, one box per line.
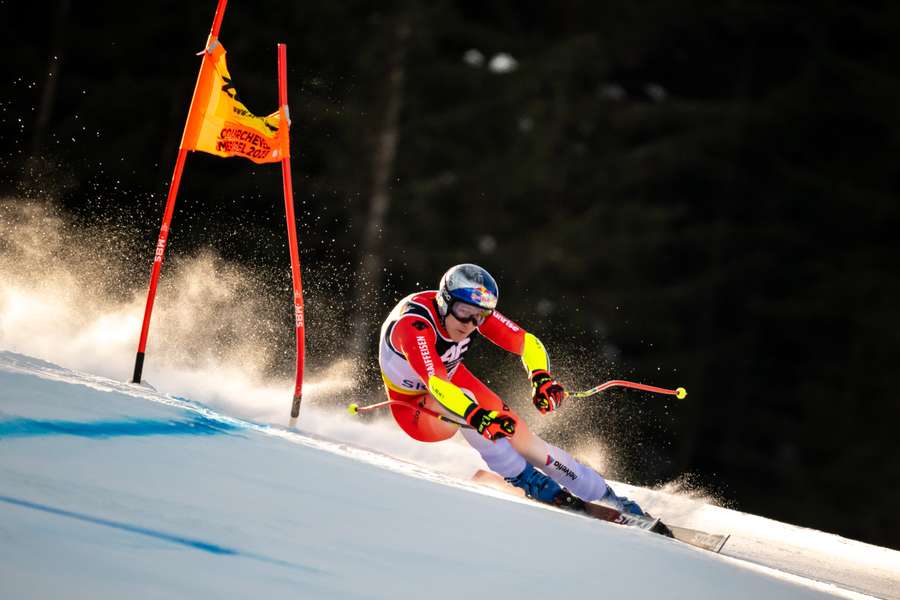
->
[0, 495, 237, 555]
[0, 415, 239, 439]
[0, 495, 324, 574]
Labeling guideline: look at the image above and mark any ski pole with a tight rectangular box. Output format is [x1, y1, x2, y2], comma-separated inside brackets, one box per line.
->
[567, 380, 687, 399]
[347, 399, 473, 429]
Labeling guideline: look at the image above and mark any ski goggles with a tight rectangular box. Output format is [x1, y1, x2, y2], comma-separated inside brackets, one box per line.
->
[449, 301, 492, 326]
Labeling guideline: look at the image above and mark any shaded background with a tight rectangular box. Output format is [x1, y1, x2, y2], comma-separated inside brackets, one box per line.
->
[2, 1, 898, 549]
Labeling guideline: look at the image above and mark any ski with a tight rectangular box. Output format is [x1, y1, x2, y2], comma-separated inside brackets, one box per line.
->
[569, 497, 729, 552]
[582, 500, 663, 531]
[554, 492, 672, 536]
[572, 498, 729, 552]
[667, 525, 730, 553]
[471, 469, 729, 553]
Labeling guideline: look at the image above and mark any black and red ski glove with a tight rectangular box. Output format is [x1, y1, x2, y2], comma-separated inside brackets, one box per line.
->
[531, 369, 566, 414]
[465, 406, 517, 441]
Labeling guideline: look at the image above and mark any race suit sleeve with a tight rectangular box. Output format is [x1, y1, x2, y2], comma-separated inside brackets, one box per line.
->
[478, 311, 550, 373]
[390, 317, 477, 418]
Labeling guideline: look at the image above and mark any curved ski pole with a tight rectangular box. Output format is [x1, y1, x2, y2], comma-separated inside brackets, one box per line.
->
[347, 399, 473, 429]
[567, 380, 687, 400]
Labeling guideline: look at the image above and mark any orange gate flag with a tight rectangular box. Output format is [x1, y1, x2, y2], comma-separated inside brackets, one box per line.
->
[181, 40, 289, 164]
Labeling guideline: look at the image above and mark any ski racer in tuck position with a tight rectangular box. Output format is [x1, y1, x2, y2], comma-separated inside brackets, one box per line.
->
[378, 263, 645, 514]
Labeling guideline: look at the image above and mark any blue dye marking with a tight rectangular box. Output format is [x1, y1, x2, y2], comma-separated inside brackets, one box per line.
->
[0, 414, 239, 439]
[0, 495, 236, 555]
[0, 495, 324, 574]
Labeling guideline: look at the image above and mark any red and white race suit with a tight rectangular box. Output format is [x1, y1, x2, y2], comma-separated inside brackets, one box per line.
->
[378, 290, 609, 501]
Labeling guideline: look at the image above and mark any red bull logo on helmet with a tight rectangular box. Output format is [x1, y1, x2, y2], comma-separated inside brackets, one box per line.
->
[469, 285, 497, 309]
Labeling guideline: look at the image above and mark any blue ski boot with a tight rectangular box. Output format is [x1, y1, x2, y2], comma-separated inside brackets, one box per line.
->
[600, 484, 645, 516]
[505, 463, 563, 503]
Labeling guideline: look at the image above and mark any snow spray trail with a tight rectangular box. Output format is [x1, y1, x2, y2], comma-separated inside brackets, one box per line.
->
[0, 199, 313, 417]
[0, 199, 483, 476]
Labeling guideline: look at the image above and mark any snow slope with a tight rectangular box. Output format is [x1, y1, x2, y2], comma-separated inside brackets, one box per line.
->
[2, 351, 898, 599]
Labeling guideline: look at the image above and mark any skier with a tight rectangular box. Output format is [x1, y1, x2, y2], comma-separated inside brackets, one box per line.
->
[378, 263, 645, 515]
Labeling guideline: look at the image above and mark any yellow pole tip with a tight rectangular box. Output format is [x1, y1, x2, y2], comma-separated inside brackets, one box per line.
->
[347, 403, 359, 415]
[675, 387, 687, 400]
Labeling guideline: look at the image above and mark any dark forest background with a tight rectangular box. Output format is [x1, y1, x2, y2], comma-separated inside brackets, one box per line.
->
[2, 1, 899, 549]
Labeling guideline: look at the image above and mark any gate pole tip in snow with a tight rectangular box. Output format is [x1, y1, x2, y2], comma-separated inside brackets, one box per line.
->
[131, 352, 145, 384]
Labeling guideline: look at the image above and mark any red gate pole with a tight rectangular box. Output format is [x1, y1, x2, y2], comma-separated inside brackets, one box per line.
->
[277, 43, 306, 421]
[132, 0, 229, 384]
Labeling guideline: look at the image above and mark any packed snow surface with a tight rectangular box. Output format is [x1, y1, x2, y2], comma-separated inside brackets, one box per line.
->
[1, 351, 898, 599]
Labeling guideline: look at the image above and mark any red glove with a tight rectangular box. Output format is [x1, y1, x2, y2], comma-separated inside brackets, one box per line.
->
[531, 369, 565, 414]
[465, 406, 517, 441]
